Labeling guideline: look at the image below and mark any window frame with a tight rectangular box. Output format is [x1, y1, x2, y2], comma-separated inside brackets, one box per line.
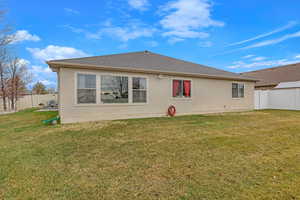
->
[100, 74, 130, 104]
[75, 72, 98, 105]
[232, 82, 245, 99]
[132, 77, 148, 104]
[171, 78, 192, 99]
[74, 71, 149, 106]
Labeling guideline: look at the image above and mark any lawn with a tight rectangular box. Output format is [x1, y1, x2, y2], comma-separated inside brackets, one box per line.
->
[1, 109, 300, 200]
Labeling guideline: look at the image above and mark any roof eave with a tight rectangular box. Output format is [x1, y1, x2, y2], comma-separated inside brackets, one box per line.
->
[255, 83, 278, 87]
[47, 61, 257, 82]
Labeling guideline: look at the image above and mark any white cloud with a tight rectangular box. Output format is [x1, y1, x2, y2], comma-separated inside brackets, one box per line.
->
[199, 41, 213, 47]
[31, 65, 52, 74]
[160, 0, 224, 41]
[252, 56, 267, 61]
[295, 54, 300, 59]
[3, 58, 30, 69]
[64, 8, 80, 15]
[27, 45, 89, 61]
[243, 30, 300, 50]
[9, 30, 40, 44]
[17, 60, 56, 88]
[228, 21, 297, 47]
[40, 80, 56, 86]
[146, 41, 159, 47]
[62, 25, 85, 34]
[163, 29, 209, 39]
[29, 65, 55, 87]
[102, 26, 156, 42]
[218, 30, 300, 56]
[128, 0, 149, 11]
[168, 37, 185, 44]
[228, 59, 300, 69]
[242, 55, 255, 59]
[65, 23, 156, 42]
[85, 32, 102, 40]
[63, 25, 102, 39]
[17, 58, 31, 66]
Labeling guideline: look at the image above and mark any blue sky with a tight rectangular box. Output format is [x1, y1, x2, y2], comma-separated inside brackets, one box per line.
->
[6, 0, 300, 88]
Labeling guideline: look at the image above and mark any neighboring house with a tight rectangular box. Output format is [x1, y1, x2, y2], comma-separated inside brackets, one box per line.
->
[243, 63, 300, 110]
[242, 62, 300, 90]
[47, 51, 256, 124]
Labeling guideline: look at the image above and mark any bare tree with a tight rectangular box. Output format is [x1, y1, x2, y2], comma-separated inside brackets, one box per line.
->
[0, 48, 8, 110]
[6, 57, 31, 110]
[0, 10, 12, 111]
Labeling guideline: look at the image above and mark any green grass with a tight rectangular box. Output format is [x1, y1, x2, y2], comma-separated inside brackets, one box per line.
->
[1, 109, 300, 199]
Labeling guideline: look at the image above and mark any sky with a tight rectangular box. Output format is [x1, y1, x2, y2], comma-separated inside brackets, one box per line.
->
[6, 0, 300, 88]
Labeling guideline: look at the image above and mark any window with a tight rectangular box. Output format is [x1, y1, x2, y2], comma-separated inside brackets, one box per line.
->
[132, 77, 147, 103]
[76, 73, 148, 105]
[232, 83, 244, 98]
[101, 75, 128, 103]
[77, 74, 96, 104]
[173, 80, 191, 98]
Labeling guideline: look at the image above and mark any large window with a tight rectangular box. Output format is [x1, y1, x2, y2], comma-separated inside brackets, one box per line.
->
[77, 74, 96, 104]
[173, 80, 191, 98]
[76, 73, 148, 105]
[132, 77, 147, 103]
[232, 83, 244, 98]
[101, 75, 128, 103]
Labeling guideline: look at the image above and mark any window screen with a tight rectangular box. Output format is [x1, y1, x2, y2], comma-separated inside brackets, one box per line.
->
[132, 77, 147, 103]
[232, 83, 244, 98]
[77, 74, 96, 104]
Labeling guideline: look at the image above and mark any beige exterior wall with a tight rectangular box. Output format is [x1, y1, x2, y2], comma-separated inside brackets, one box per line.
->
[59, 67, 255, 123]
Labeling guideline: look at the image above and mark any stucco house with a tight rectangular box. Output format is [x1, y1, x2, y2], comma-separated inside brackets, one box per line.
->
[47, 51, 256, 124]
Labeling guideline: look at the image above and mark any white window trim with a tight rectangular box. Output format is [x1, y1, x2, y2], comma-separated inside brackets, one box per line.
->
[171, 78, 192, 100]
[75, 72, 98, 105]
[232, 82, 245, 99]
[100, 74, 130, 105]
[132, 77, 148, 104]
[74, 71, 149, 106]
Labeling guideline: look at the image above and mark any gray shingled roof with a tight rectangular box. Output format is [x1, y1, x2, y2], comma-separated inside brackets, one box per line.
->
[47, 51, 256, 81]
[242, 62, 300, 87]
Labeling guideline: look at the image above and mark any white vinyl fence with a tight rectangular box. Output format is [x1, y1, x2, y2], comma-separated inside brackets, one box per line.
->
[255, 88, 300, 110]
[0, 94, 57, 112]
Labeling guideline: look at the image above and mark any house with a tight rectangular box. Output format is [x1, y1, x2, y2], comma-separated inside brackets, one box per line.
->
[242, 62, 300, 90]
[243, 63, 300, 110]
[47, 51, 256, 124]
